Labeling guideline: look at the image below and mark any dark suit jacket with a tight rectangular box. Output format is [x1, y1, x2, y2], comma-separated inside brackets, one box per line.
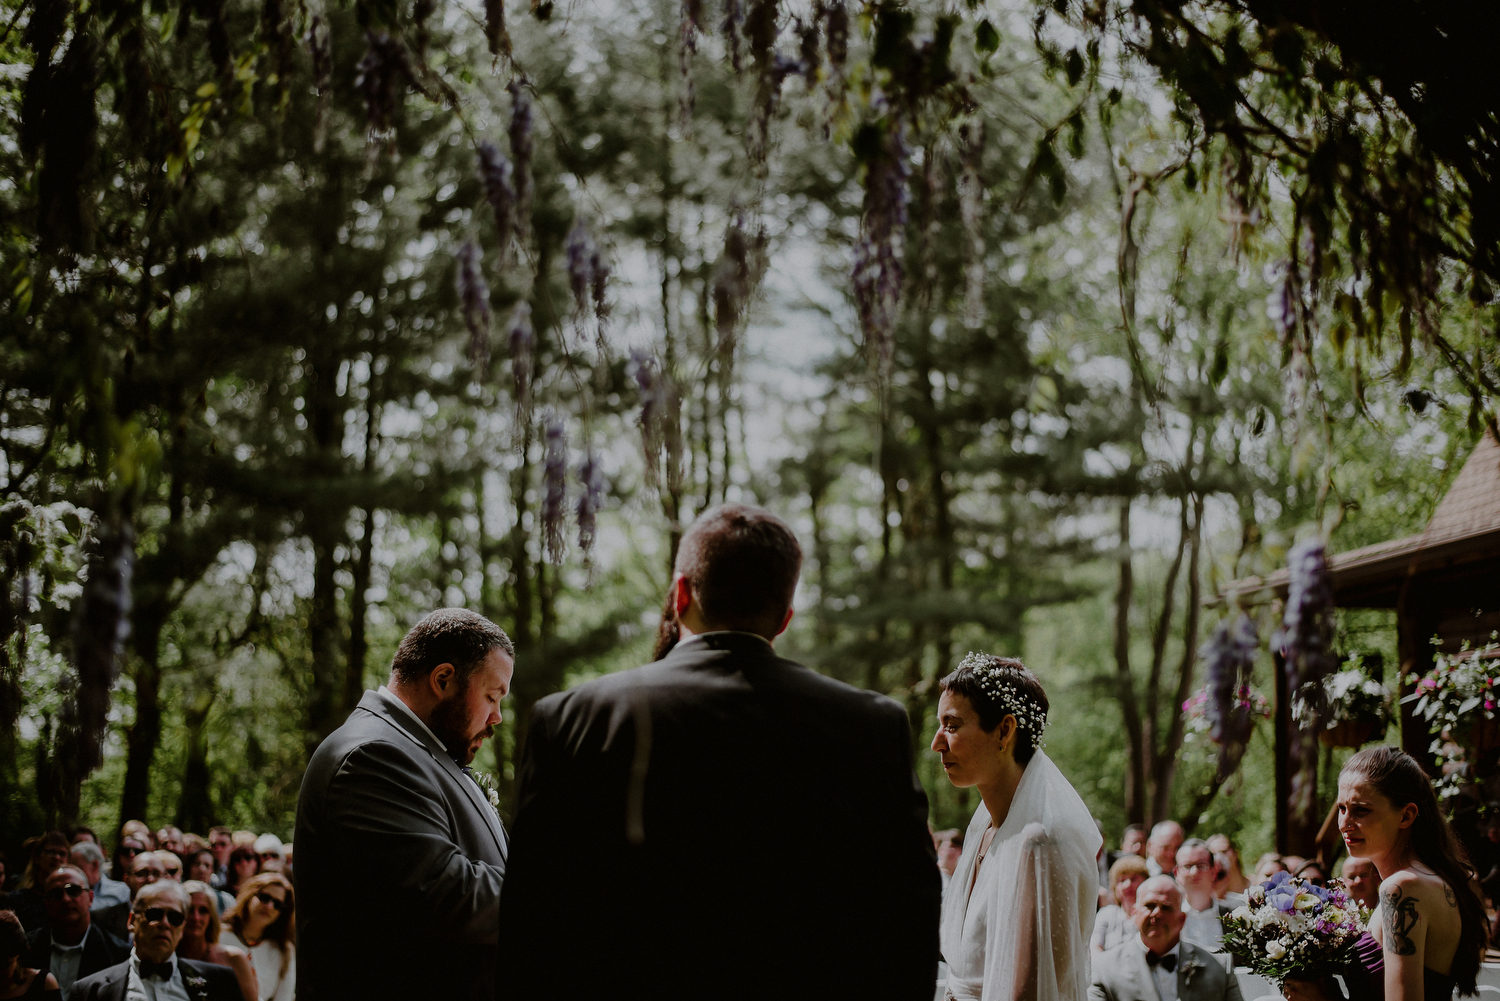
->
[66, 957, 241, 1001]
[295, 689, 508, 1001]
[497, 632, 941, 1001]
[25, 924, 129, 989]
[85, 902, 129, 944]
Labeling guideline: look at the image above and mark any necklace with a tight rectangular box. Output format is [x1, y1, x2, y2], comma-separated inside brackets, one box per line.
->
[975, 824, 1000, 868]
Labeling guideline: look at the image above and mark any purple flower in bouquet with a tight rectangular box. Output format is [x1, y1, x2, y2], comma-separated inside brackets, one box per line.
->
[1223, 872, 1365, 985]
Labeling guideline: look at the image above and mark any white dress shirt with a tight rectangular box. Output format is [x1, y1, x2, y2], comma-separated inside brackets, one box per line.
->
[49, 929, 88, 995]
[222, 931, 296, 1001]
[1181, 896, 1224, 952]
[1139, 937, 1180, 1001]
[377, 685, 448, 752]
[126, 950, 191, 1001]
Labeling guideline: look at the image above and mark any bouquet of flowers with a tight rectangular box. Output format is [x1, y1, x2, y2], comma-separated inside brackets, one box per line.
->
[1222, 872, 1369, 985]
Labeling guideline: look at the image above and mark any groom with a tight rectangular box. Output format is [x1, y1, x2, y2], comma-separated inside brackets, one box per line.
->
[295, 608, 514, 1001]
[499, 504, 940, 1000]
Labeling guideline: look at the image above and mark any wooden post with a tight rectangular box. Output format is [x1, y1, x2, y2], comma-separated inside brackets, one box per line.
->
[1396, 575, 1439, 769]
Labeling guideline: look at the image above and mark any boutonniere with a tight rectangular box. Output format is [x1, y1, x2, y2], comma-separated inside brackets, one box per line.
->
[1180, 955, 1204, 987]
[471, 769, 503, 822]
[184, 972, 208, 994]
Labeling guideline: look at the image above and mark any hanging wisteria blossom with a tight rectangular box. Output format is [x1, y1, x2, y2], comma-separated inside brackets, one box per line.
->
[629, 349, 663, 485]
[1276, 538, 1338, 705]
[575, 450, 604, 557]
[455, 239, 491, 373]
[477, 141, 517, 263]
[852, 114, 911, 383]
[508, 301, 534, 423]
[1199, 612, 1260, 773]
[508, 80, 534, 242]
[541, 417, 568, 563]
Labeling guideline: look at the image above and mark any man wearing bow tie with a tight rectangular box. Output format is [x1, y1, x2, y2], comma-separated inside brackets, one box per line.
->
[1088, 876, 1243, 1001]
[65, 881, 242, 1001]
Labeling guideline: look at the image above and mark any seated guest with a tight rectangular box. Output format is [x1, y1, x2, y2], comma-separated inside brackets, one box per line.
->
[153, 829, 184, 857]
[3, 834, 70, 935]
[21, 866, 127, 996]
[1108, 823, 1147, 870]
[222, 849, 258, 902]
[221, 873, 295, 1001]
[107, 837, 146, 885]
[1145, 820, 1184, 877]
[230, 833, 256, 851]
[1205, 834, 1249, 896]
[91, 852, 168, 941]
[68, 830, 98, 849]
[67, 881, 241, 1001]
[178, 881, 259, 1001]
[0, 910, 59, 1001]
[185, 852, 235, 916]
[117, 823, 153, 851]
[1176, 838, 1232, 952]
[1339, 855, 1380, 911]
[67, 844, 127, 910]
[1252, 852, 1286, 882]
[207, 830, 233, 889]
[1293, 858, 1327, 886]
[1093, 855, 1150, 953]
[156, 852, 184, 883]
[180, 835, 207, 856]
[934, 830, 962, 894]
[1088, 876, 1242, 1001]
[250, 837, 284, 876]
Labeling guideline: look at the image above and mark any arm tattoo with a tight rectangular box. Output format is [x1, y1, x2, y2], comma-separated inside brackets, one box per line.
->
[1443, 883, 1457, 909]
[1382, 886, 1419, 957]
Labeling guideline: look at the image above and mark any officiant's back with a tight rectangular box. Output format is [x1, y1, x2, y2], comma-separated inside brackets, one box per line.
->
[498, 505, 941, 1001]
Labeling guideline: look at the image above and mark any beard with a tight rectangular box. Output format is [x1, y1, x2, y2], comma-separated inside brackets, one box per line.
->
[429, 683, 494, 766]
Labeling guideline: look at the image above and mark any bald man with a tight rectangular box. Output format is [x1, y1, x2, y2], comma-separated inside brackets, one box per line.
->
[1146, 821, 1185, 877]
[1089, 876, 1243, 1001]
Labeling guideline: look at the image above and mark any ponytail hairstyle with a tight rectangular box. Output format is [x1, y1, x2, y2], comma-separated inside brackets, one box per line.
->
[1342, 745, 1485, 994]
[937, 654, 1049, 766]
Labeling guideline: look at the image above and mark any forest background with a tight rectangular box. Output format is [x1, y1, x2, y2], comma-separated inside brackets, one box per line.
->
[0, 0, 1494, 863]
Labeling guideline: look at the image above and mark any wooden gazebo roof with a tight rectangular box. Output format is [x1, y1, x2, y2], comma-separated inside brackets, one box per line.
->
[1218, 429, 1500, 623]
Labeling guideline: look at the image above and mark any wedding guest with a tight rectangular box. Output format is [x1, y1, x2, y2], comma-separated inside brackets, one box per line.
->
[1093, 855, 1150, 953]
[208, 829, 234, 887]
[1088, 876, 1242, 1001]
[1341, 855, 1381, 910]
[67, 881, 241, 1001]
[68, 829, 99, 848]
[231, 833, 256, 850]
[1294, 858, 1328, 886]
[221, 873, 296, 1001]
[1175, 839, 1232, 953]
[107, 836, 146, 883]
[1252, 852, 1287, 882]
[934, 830, 962, 893]
[156, 851, 184, 882]
[1146, 820, 1185, 877]
[178, 881, 259, 1001]
[1336, 745, 1486, 1000]
[251, 836, 284, 875]
[1107, 823, 1147, 870]
[2, 833, 70, 934]
[1206, 833, 1250, 896]
[20, 866, 127, 995]
[186, 852, 236, 915]
[68, 843, 127, 909]
[223, 848, 258, 901]
[0, 910, 59, 1001]
[92, 851, 167, 940]
[154, 828, 184, 856]
[117, 822, 153, 850]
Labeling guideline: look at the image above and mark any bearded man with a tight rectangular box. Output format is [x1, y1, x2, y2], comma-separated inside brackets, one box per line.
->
[294, 608, 515, 1001]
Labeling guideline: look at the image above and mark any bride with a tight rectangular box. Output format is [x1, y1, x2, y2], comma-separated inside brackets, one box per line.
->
[933, 653, 1101, 1000]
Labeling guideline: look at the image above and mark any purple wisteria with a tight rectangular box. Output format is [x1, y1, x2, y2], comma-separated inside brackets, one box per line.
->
[565, 218, 610, 358]
[507, 302, 533, 422]
[542, 417, 568, 563]
[354, 32, 410, 136]
[1276, 538, 1339, 701]
[477, 141, 517, 263]
[455, 239, 491, 372]
[575, 451, 604, 557]
[507, 80, 534, 242]
[629, 349, 663, 484]
[1199, 612, 1260, 771]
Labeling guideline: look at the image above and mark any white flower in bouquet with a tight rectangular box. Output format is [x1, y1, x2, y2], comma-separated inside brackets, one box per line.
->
[1266, 940, 1287, 959]
[1221, 872, 1366, 986]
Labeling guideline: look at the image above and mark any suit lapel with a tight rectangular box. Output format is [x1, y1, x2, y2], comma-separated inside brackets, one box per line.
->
[1175, 942, 1207, 1001]
[1124, 943, 1156, 1001]
[179, 960, 211, 1001]
[100, 965, 130, 1001]
[82, 925, 108, 972]
[358, 691, 509, 859]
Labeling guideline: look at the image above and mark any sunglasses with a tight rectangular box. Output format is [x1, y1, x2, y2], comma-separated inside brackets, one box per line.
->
[140, 907, 185, 927]
[254, 892, 285, 911]
[44, 883, 87, 902]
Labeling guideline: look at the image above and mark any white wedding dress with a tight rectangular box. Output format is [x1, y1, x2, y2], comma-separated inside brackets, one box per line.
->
[939, 750, 1101, 1001]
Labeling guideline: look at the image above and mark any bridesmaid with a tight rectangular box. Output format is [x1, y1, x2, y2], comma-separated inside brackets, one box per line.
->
[1289, 745, 1486, 1001]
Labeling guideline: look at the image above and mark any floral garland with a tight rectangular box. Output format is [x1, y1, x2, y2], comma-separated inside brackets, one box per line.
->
[955, 652, 1050, 746]
[1403, 637, 1500, 803]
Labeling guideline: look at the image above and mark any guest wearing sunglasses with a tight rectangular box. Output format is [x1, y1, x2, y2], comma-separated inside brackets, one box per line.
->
[2, 833, 70, 935]
[222, 874, 295, 1001]
[177, 881, 258, 1001]
[67, 881, 242, 1001]
[91, 852, 170, 942]
[20, 866, 127, 996]
[107, 838, 146, 885]
[0, 909, 59, 1000]
[222, 849, 258, 903]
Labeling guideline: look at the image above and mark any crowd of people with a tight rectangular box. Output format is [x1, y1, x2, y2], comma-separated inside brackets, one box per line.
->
[0, 823, 295, 1000]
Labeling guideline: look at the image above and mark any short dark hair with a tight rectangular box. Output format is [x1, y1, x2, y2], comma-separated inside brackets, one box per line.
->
[937, 655, 1049, 766]
[390, 608, 514, 688]
[0, 911, 25, 959]
[674, 504, 802, 636]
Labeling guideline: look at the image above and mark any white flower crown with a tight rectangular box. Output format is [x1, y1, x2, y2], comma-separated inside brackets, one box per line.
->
[956, 651, 1050, 746]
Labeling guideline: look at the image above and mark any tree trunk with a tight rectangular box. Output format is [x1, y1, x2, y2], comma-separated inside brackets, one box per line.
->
[1113, 500, 1148, 824]
[1152, 492, 1203, 823]
[119, 615, 165, 828]
[304, 354, 346, 748]
[175, 684, 217, 832]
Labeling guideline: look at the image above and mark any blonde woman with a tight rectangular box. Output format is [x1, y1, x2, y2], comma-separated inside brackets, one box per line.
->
[222, 873, 295, 1001]
[178, 880, 259, 1001]
[1091, 854, 1149, 953]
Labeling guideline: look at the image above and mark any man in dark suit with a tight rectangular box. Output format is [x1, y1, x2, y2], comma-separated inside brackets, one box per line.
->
[23, 865, 128, 996]
[67, 881, 241, 1001]
[499, 504, 941, 1001]
[295, 608, 515, 1001]
[89, 850, 168, 942]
